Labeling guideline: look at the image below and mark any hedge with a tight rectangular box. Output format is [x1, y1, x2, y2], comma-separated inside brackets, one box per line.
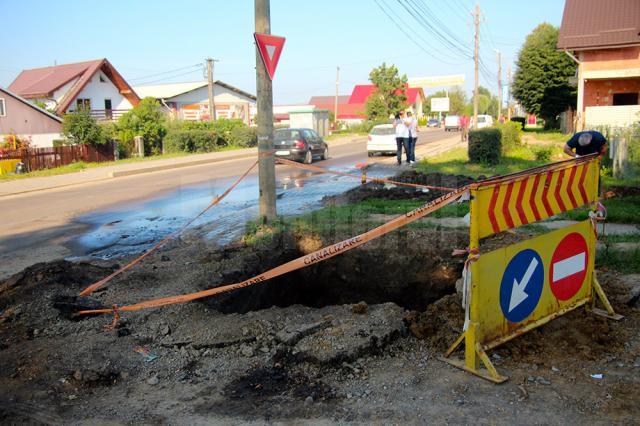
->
[163, 130, 220, 153]
[510, 117, 526, 131]
[468, 128, 501, 165]
[499, 121, 522, 153]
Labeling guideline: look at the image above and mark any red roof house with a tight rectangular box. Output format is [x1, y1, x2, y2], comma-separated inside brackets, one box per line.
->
[558, 0, 640, 129]
[309, 84, 424, 121]
[9, 59, 140, 120]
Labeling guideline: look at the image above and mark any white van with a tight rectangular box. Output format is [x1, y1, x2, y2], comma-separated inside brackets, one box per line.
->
[472, 114, 494, 129]
[444, 115, 461, 132]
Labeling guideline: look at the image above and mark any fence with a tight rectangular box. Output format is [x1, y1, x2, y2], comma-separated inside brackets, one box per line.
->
[0, 141, 115, 172]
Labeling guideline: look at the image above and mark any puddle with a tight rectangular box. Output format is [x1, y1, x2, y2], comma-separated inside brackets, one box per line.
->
[70, 164, 397, 259]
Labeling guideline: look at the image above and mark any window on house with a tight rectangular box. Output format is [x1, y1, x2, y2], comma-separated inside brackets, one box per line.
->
[99, 75, 106, 83]
[76, 98, 91, 110]
[0, 98, 5, 117]
[613, 93, 639, 106]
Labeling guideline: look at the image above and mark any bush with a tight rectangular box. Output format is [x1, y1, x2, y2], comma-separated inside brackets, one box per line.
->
[179, 119, 247, 146]
[468, 128, 501, 165]
[61, 109, 107, 146]
[229, 126, 257, 147]
[499, 121, 522, 153]
[117, 97, 167, 156]
[510, 117, 526, 131]
[532, 145, 554, 162]
[418, 117, 428, 126]
[163, 130, 220, 153]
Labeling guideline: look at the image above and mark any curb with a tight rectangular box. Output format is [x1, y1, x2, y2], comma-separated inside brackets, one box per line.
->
[0, 135, 364, 198]
[109, 151, 257, 178]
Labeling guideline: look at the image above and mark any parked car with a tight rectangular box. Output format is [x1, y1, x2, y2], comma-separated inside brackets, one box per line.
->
[471, 114, 494, 129]
[367, 124, 397, 156]
[444, 115, 461, 132]
[273, 128, 329, 164]
[427, 118, 440, 128]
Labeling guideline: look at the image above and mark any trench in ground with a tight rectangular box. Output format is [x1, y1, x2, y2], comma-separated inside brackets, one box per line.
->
[204, 232, 464, 314]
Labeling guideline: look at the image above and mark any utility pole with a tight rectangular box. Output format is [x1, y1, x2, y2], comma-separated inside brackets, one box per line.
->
[206, 58, 218, 121]
[472, 2, 480, 129]
[507, 65, 512, 121]
[334, 66, 340, 129]
[495, 50, 502, 121]
[255, 0, 277, 222]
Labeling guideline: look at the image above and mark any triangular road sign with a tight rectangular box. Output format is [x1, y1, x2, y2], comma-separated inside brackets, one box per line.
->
[254, 33, 285, 80]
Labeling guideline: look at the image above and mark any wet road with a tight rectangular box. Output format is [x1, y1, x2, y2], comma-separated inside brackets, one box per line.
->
[0, 129, 450, 264]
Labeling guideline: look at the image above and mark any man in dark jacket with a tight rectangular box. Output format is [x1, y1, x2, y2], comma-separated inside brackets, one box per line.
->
[563, 130, 608, 158]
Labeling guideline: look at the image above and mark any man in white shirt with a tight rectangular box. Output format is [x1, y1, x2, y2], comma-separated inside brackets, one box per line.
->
[406, 111, 418, 164]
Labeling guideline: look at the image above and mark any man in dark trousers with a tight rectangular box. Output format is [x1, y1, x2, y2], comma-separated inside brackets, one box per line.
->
[563, 130, 608, 159]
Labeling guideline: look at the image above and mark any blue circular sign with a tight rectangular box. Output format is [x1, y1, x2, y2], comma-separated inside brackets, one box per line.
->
[499, 249, 544, 323]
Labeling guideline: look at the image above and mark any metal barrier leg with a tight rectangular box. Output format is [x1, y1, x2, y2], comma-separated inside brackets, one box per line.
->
[590, 275, 624, 320]
[440, 326, 508, 384]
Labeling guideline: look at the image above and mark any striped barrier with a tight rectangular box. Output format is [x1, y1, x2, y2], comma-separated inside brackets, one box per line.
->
[442, 155, 622, 383]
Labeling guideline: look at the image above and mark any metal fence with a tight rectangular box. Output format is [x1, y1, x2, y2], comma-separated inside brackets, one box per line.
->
[0, 142, 115, 172]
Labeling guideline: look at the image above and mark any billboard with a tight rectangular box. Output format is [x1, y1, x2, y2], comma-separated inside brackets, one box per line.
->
[431, 97, 450, 112]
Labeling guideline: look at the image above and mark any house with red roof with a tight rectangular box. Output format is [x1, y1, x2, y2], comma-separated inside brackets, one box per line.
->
[309, 84, 424, 123]
[8, 59, 140, 121]
[558, 0, 640, 129]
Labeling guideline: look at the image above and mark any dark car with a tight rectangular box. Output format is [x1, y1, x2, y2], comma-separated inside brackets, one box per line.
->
[273, 128, 329, 164]
[427, 118, 440, 128]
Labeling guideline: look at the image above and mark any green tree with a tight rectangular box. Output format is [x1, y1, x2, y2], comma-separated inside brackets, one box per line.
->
[365, 63, 408, 120]
[472, 86, 500, 117]
[117, 97, 167, 155]
[61, 109, 106, 146]
[512, 23, 577, 129]
[424, 87, 467, 115]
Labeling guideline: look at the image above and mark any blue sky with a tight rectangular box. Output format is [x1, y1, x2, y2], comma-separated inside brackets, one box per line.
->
[0, 0, 565, 104]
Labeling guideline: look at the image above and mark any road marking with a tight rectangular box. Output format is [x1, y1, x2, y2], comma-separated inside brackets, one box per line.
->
[552, 252, 586, 282]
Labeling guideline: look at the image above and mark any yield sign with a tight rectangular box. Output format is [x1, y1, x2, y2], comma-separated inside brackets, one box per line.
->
[254, 33, 285, 80]
[550, 232, 588, 301]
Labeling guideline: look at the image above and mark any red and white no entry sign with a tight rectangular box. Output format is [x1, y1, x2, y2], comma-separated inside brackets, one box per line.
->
[549, 232, 589, 301]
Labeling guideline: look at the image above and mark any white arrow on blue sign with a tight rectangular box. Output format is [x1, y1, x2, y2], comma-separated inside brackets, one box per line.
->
[499, 249, 544, 323]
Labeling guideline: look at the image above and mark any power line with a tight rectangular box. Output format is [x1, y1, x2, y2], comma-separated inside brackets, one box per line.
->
[409, 0, 474, 56]
[374, 0, 468, 66]
[396, 0, 473, 59]
[128, 63, 203, 82]
[133, 68, 204, 86]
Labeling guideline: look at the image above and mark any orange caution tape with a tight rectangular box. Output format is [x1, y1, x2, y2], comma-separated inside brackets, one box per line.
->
[78, 160, 259, 297]
[275, 158, 456, 192]
[77, 186, 467, 316]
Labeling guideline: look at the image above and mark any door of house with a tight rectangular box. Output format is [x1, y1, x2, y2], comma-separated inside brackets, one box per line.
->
[104, 99, 113, 119]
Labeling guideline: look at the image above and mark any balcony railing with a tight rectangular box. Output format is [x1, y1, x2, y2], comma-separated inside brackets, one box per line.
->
[88, 109, 129, 121]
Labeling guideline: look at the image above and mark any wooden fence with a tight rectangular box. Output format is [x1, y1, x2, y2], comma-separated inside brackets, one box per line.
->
[0, 142, 115, 172]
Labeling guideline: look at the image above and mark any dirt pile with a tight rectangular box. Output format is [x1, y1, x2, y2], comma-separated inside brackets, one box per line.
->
[322, 171, 475, 206]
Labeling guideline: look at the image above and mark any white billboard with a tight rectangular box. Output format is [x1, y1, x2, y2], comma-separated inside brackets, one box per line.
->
[431, 97, 450, 112]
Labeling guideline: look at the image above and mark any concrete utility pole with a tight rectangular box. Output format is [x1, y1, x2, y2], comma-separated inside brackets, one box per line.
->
[507, 65, 512, 121]
[334, 66, 340, 129]
[495, 50, 502, 121]
[206, 58, 218, 121]
[255, 0, 277, 222]
[473, 2, 480, 129]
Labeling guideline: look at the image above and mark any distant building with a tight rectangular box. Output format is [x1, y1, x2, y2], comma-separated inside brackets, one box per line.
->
[308, 85, 425, 123]
[8, 59, 139, 121]
[558, 0, 640, 129]
[0, 87, 62, 148]
[134, 81, 256, 124]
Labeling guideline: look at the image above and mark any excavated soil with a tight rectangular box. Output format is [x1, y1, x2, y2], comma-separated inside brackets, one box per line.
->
[0, 170, 639, 423]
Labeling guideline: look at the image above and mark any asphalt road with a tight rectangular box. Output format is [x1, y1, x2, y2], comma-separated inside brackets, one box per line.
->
[0, 128, 451, 279]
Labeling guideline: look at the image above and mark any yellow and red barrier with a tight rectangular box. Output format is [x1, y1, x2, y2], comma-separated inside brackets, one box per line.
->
[442, 155, 621, 383]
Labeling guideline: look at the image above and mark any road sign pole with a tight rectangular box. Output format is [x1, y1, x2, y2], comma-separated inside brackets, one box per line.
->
[255, 0, 277, 222]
